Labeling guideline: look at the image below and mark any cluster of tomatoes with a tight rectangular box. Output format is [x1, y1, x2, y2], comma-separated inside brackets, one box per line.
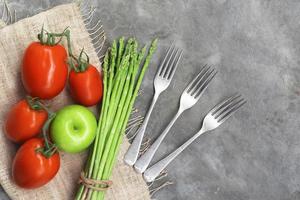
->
[4, 27, 103, 189]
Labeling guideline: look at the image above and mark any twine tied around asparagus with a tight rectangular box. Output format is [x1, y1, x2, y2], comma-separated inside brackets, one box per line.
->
[78, 172, 113, 191]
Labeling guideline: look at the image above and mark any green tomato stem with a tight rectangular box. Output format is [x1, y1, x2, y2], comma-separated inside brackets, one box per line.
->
[26, 96, 58, 157]
[41, 112, 56, 156]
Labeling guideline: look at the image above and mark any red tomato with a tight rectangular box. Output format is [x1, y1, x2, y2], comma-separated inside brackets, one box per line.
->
[69, 65, 103, 106]
[4, 99, 48, 143]
[12, 138, 60, 189]
[22, 42, 68, 99]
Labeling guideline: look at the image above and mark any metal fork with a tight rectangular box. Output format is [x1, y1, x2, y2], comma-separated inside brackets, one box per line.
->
[143, 94, 246, 182]
[124, 45, 183, 166]
[134, 65, 217, 173]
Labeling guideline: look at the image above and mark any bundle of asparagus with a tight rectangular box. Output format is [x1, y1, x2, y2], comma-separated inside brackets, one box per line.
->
[76, 37, 157, 200]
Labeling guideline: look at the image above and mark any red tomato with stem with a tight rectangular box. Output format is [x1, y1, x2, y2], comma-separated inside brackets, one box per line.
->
[69, 57, 103, 106]
[22, 42, 68, 99]
[12, 138, 60, 189]
[5, 98, 48, 143]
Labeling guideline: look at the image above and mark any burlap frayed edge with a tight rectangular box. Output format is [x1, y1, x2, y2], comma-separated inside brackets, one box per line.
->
[127, 111, 174, 198]
[0, 0, 173, 198]
[0, 0, 106, 59]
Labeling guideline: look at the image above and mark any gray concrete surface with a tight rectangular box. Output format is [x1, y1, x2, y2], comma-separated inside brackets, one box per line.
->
[1, 0, 300, 200]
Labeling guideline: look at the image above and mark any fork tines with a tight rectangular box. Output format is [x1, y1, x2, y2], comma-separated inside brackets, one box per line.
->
[211, 94, 247, 123]
[157, 45, 183, 80]
[186, 65, 217, 98]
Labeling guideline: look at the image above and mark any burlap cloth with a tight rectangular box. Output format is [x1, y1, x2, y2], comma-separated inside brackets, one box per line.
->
[0, 3, 150, 200]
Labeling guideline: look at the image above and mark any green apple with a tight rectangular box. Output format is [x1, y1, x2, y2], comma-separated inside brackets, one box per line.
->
[50, 105, 97, 153]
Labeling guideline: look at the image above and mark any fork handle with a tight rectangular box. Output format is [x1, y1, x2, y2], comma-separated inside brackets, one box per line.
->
[143, 129, 205, 182]
[134, 110, 183, 173]
[124, 93, 160, 166]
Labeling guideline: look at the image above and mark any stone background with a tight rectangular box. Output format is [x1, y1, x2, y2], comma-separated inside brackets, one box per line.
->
[1, 0, 300, 200]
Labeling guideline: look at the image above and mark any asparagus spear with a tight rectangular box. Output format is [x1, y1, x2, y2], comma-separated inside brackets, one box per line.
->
[76, 38, 157, 200]
[100, 40, 138, 180]
[96, 39, 157, 200]
[107, 39, 134, 131]
[92, 53, 130, 179]
[110, 39, 157, 175]
[103, 44, 147, 179]
[88, 41, 117, 177]
[91, 49, 136, 200]
[75, 50, 110, 200]
[116, 37, 125, 68]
